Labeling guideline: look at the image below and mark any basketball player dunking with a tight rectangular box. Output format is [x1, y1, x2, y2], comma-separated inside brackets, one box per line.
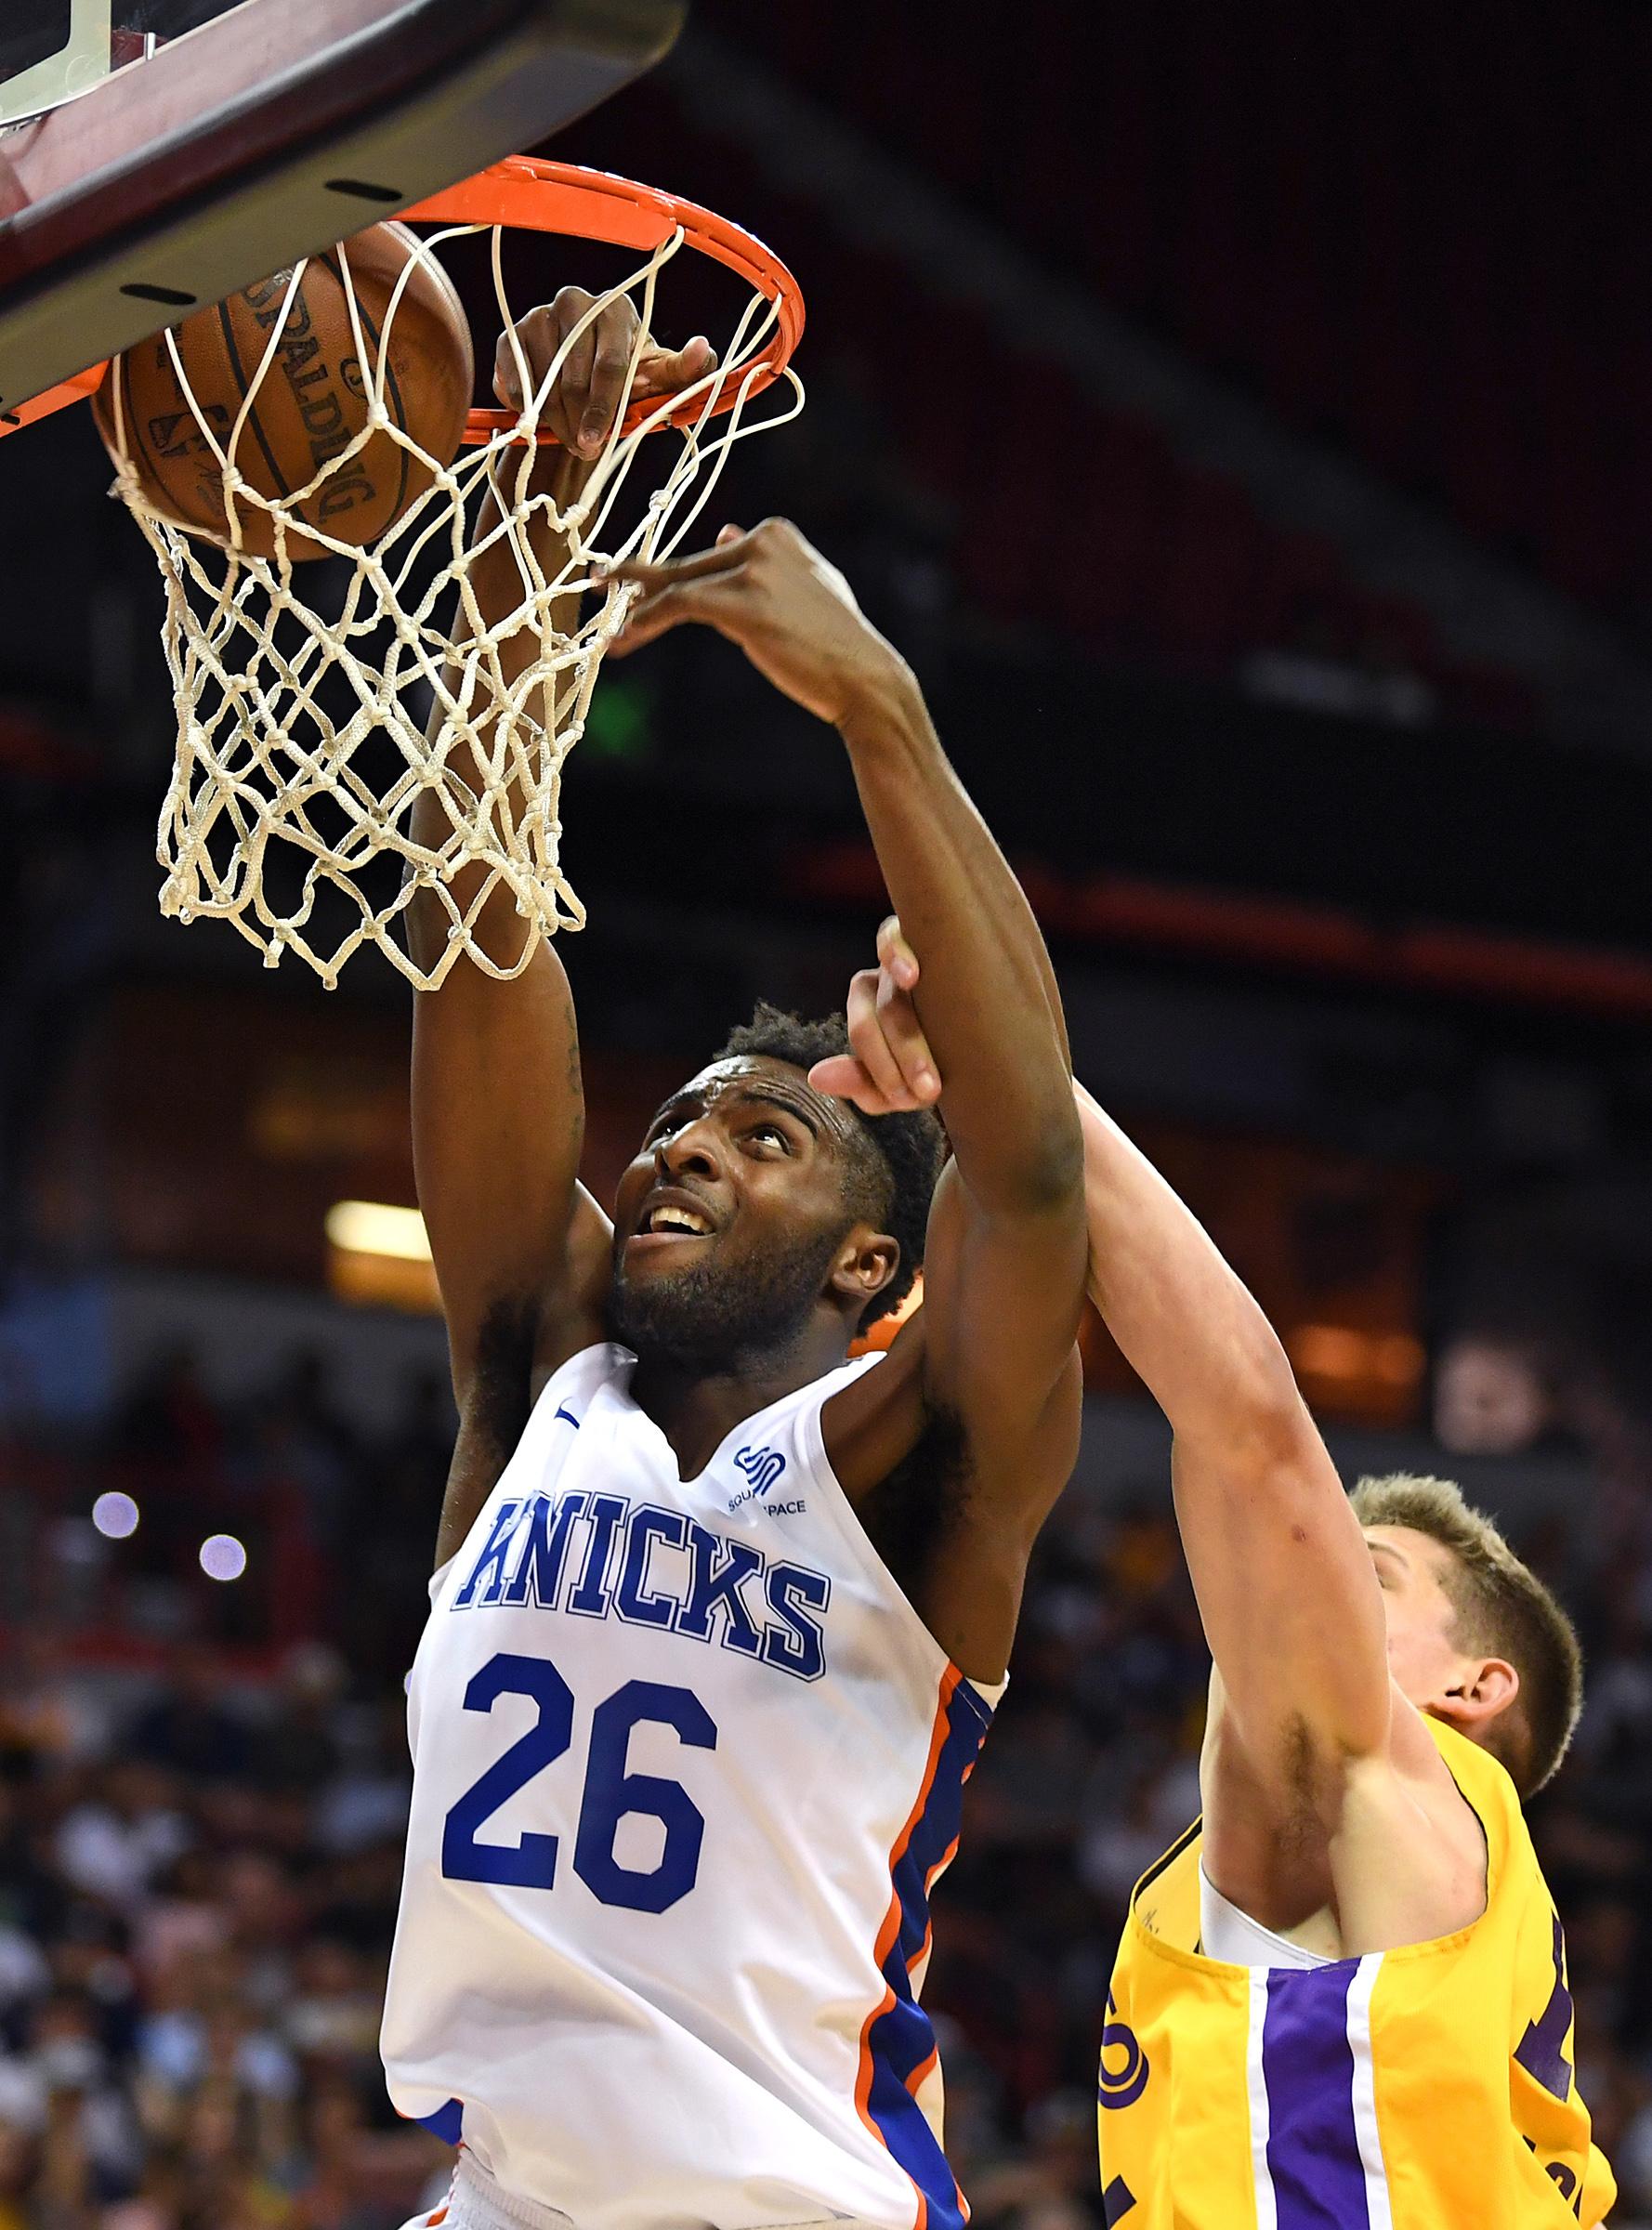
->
[833, 923, 1616, 2229]
[380, 297, 1090, 2230]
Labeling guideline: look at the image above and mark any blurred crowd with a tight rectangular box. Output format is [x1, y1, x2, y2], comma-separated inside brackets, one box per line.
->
[4, 1346, 1652, 2227]
[0, 1628, 439, 2229]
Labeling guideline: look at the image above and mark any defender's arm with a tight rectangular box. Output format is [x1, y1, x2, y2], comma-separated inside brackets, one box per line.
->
[823, 930, 1393, 1777]
[1071, 1085, 1491, 1925]
[1069, 1083, 1394, 1777]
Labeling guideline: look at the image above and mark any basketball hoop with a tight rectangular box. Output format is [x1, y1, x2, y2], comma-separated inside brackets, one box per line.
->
[89, 157, 806, 990]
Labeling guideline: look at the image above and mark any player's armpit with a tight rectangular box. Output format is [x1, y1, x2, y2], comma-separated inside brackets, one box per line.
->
[413, 960, 608, 1366]
[912, 1347, 1084, 1680]
[821, 1164, 1086, 1680]
[426, 1182, 611, 1571]
[915, 1160, 1088, 1523]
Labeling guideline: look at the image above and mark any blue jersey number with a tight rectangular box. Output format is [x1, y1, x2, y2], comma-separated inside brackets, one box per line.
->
[442, 1653, 717, 1912]
[441, 1653, 574, 1890]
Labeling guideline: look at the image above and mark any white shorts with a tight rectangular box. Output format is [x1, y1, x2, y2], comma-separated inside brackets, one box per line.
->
[400, 2156, 576, 2230]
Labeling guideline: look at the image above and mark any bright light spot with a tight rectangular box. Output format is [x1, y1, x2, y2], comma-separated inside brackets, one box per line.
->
[325, 1199, 431, 1262]
[92, 1491, 140, 1540]
[199, 1533, 248, 1582]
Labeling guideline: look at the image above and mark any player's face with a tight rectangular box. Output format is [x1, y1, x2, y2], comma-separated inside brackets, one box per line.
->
[1364, 1526, 1478, 1706]
[608, 1056, 884, 1366]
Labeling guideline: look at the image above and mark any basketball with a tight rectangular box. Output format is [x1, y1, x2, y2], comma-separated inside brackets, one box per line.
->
[91, 221, 475, 561]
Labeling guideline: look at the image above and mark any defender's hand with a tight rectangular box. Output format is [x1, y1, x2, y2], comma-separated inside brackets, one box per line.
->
[493, 289, 716, 458]
[809, 917, 943, 1114]
[608, 518, 911, 727]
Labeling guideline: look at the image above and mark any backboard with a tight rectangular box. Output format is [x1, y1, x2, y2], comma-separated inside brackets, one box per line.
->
[0, 0, 686, 431]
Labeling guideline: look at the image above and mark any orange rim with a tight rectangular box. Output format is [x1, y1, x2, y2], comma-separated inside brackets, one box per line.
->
[0, 360, 106, 438]
[0, 156, 806, 447]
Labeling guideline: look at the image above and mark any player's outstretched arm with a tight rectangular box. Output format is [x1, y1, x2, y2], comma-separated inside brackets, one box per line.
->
[611, 524, 1087, 1674]
[1069, 1082, 1396, 1777]
[823, 925, 1395, 1790]
[408, 296, 714, 1567]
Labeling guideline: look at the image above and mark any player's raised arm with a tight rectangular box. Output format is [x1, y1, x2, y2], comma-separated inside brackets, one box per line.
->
[610, 522, 1088, 1672]
[823, 924, 1406, 1787]
[1067, 1083, 1399, 1774]
[408, 295, 714, 1565]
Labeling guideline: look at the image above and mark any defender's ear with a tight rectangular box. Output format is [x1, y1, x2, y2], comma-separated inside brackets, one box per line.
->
[830, 1226, 899, 1314]
[1434, 1656, 1519, 1738]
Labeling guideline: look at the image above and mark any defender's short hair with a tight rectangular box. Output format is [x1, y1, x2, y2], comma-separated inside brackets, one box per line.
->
[1351, 1472, 1583, 1797]
[715, 1003, 945, 1332]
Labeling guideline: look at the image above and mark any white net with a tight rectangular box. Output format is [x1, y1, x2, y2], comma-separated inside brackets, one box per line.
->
[100, 216, 803, 990]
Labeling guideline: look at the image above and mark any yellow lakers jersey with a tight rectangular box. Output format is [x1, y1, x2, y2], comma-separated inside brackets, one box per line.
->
[1098, 1717, 1615, 2228]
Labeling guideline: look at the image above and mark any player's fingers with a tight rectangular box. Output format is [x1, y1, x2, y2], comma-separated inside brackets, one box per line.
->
[872, 973, 940, 1104]
[608, 578, 741, 655]
[494, 305, 558, 411]
[875, 914, 919, 991]
[579, 302, 645, 456]
[846, 968, 926, 1110]
[493, 329, 521, 411]
[495, 297, 599, 437]
[610, 531, 753, 588]
[844, 964, 881, 1032]
[554, 315, 602, 453]
[633, 335, 718, 399]
[807, 1054, 899, 1117]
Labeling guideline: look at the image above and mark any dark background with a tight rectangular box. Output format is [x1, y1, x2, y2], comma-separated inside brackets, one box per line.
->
[6, 4, 1652, 2223]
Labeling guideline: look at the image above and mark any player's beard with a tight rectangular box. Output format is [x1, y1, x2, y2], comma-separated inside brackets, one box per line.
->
[608, 1223, 846, 1371]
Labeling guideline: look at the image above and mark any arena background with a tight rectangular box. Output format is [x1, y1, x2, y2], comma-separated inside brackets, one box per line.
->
[7, 4, 1652, 2223]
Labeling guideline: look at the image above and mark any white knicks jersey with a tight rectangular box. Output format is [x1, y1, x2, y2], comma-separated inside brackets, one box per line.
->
[381, 1342, 999, 2230]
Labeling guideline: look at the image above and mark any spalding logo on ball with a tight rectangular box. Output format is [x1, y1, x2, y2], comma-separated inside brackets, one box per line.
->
[92, 221, 475, 562]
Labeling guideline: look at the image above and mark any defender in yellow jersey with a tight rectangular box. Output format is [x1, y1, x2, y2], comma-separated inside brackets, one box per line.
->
[1105, 1712, 1612, 2226]
[1071, 1214, 1615, 2227]
[818, 924, 1614, 2230]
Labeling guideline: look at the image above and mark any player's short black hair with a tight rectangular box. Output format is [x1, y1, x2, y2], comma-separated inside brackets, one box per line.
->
[716, 1002, 946, 1331]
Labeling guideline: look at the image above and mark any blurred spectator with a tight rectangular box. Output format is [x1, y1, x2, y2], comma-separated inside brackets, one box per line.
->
[57, 1764, 189, 1915]
[249, 1650, 347, 1799]
[1434, 1332, 1562, 1456]
[109, 1350, 222, 1476]
[0, 1636, 107, 1769]
[0, 2066, 42, 2230]
[128, 1651, 247, 1785]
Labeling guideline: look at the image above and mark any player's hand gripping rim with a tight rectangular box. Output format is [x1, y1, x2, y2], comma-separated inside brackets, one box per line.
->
[494, 288, 716, 458]
[808, 917, 943, 1115]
